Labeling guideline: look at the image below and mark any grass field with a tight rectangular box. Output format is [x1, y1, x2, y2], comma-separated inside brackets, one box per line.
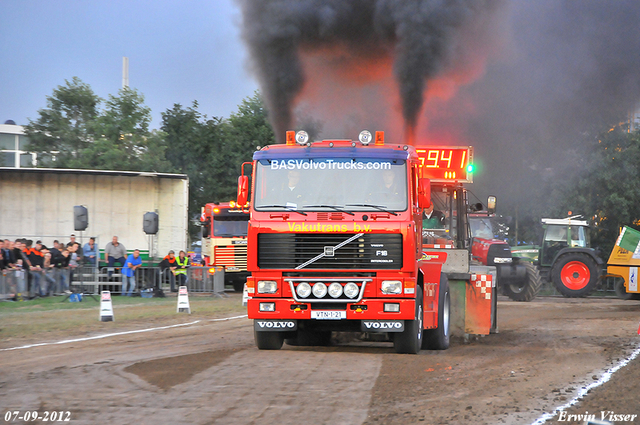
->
[0, 293, 247, 346]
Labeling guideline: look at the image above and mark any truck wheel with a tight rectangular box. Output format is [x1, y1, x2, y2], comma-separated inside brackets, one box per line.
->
[254, 329, 284, 350]
[232, 279, 245, 292]
[614, 278, 640, 300]
[423, 274, 450, 350]
[393, 286, 423, 354]
[503, 262, 542, 302]
[551, 253, 599, 297]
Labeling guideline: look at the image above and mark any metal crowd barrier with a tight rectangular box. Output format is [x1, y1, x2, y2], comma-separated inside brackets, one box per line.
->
[0, 269, 26, 300]
[183, 266, 225, 295]
[0, 267, 75, 299]
[94, 265, 226, 296]
[0, 265, 227, 299]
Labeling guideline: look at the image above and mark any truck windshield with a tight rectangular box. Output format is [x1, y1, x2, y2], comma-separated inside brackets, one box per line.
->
[253, 158, 407, 212]
[469, 217, 495, 239]
[213, 217, 249, 237]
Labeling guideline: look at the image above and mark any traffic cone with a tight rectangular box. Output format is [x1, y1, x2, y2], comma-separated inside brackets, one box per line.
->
[242, 282, 250, 307]
[100, 291, 114, 322]
[177, 286, 191, 314]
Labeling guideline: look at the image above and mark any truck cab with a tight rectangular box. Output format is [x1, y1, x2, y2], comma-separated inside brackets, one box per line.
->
[200, 201, 250, 291]
[241, 131, 495, 353]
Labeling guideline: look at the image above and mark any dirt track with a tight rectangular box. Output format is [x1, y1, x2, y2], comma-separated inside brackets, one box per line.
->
[1, 295, 639, 425]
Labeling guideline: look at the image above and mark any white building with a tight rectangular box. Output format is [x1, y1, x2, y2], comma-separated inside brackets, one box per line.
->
[0, 123, 36, 168]
[0, 167, 189, 259]
[0, 121, 190, 259]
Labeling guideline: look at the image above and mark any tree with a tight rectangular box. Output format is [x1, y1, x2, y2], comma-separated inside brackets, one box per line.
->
[24, 77, 101, 165]
[25, 81, 172, 172]
[554, 126, 640, 254]
[222, 91, 276, 197]
[82, 87, 173, 172]
[162, 102, 213, 216]
[161, 92, 275, 238]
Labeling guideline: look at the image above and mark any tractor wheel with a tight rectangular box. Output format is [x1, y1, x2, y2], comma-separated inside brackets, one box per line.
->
[550, 253, 599, 297]
[502, 262, 542, 302]
[393, 286, 424, 354]
[614, 278, 640, 300]
[254, 329, 284, 350]
[423, 274, 450, 350]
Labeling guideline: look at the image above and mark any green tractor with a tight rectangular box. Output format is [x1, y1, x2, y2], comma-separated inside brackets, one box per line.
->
[511, 217, 604, 297]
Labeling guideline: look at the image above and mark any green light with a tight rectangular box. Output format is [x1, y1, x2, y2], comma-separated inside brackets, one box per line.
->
[467, 164, 475, 173]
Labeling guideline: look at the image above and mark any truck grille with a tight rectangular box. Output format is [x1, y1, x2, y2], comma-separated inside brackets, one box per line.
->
[214, 245, 248, 271]
[257, 233, 402, 270]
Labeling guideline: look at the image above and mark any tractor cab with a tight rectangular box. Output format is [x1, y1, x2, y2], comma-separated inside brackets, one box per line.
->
[539, 218, 591, 267]
[512, 216, 602, 297]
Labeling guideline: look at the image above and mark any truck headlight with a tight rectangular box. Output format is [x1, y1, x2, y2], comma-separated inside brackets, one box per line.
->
[381, 280, 402, 294]
[312, 282, 327, 298]
[328, 282, 343, 298]
[296, 282, 311, 298]
[359, 130, 372, 145]
[344, 282, 359, 299]
[257, 280, 277, 294]
[295, 130, 309, 145]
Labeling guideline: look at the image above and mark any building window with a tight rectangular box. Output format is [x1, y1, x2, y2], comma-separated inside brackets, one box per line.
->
[1, 151, 16, 167]
[0, 133, 16, 150]
[20, 152, 35, 168]
[18, 135, 30, 150]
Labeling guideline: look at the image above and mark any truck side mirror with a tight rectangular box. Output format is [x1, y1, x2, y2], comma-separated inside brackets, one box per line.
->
[487, 196, 497, 213]
[237, 175, 249, 206]
[418, 178, 431, 209]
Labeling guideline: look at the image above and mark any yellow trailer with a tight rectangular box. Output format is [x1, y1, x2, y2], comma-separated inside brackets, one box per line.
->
[607, 226, 640, 300]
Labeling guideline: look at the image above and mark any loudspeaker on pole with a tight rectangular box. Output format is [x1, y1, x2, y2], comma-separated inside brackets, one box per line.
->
[143, 212, 159, 235]
[74, 205, 89, 231]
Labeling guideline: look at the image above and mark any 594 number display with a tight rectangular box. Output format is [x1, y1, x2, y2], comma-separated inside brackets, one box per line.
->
[416, 146, 473, 183]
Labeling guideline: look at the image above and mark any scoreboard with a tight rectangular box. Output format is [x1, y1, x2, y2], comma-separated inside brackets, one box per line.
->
[415, 146, 474, 183]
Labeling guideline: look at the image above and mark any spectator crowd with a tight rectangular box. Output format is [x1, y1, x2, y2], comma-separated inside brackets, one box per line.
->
[1, 234, 192, 300]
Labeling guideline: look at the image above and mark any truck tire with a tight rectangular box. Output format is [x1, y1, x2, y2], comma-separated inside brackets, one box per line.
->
[254, 329, 284, 350]
[551, 253, 599, 297]
[224, 274, 245, 292]
[232, 279, 245, 293]
[614, 278, 640, 300]
[502, 262, 541, 302]
[423, 274, 450, 350]
[393, 286, 423, 354]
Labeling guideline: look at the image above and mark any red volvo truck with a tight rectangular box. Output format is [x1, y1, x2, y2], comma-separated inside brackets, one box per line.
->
[239, 130, 496, 354]
[201, 201, 250, 292]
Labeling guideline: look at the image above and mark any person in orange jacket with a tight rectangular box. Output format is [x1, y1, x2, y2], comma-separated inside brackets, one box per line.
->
[159, 250, 178, 292]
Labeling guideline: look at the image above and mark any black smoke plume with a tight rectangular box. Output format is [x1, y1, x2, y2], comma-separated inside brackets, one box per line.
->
[236, 0, 503, 140]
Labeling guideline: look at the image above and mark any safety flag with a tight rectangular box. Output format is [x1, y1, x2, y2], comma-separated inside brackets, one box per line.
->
[615, 226, 640, 259]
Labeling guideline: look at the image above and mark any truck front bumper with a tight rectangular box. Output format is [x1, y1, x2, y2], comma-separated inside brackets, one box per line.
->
[248, 298, 416, 323]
